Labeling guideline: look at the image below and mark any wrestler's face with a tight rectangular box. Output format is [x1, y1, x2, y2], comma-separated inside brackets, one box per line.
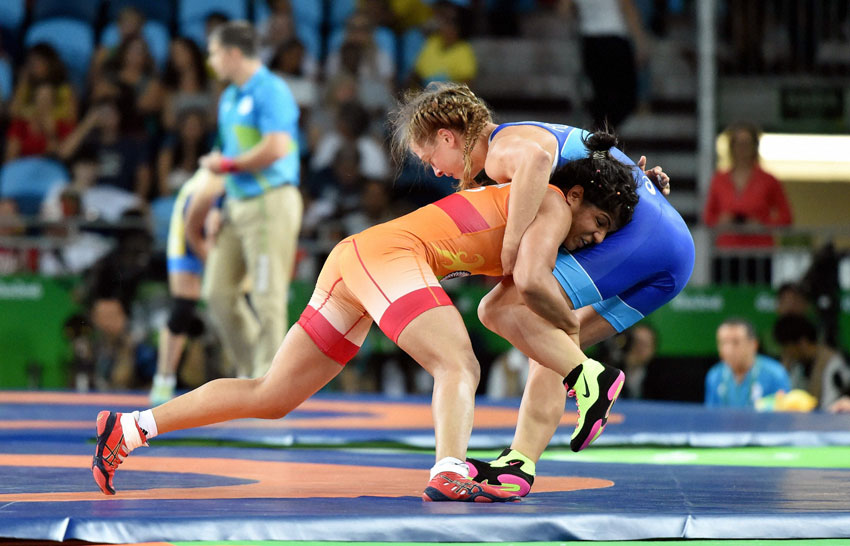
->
[563, 186, 615, 251]
[411, 129, 466, 180]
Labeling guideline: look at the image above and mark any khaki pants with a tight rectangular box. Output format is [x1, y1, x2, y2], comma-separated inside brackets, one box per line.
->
[203, 184, 303, 377]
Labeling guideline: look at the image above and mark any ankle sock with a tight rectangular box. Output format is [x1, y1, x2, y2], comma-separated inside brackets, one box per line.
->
[430, 456, 469, 479]
[135, 410, 158, 441]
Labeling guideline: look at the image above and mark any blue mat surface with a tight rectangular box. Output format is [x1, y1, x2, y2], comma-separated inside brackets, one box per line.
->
[1, 441, 849, 543]
[2, 392, 849, 448]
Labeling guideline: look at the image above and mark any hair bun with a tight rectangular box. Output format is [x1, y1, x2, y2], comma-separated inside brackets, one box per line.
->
[585, 130, 619, 156]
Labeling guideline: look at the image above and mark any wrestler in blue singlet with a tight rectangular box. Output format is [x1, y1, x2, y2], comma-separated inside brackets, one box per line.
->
[490, 122, 695, 331]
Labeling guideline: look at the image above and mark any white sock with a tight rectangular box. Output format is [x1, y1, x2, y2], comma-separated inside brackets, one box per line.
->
[134, 410, 158, 441]
[429, 456, 470, 480]
[153, 374, 176, 388]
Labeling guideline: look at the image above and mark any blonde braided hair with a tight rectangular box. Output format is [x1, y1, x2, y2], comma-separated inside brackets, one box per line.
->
[390, 82, 493, 190]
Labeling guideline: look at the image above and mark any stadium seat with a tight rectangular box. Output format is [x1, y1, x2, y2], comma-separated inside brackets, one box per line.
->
[107, 0, 175, 27]
[328, 0, 356, 29]
[0, 58, 12, 102]
[0, 0, 25, 32]
[398, 28, 426, 82]
[24, 18, 95, 91]
[179, 0, 247, 27]
[295, 22, 322, 62]
[0, 157, 69, 216]
[101, 20, 171, 69]
[31, 0, 102, 25]
[179, 0, 248, 47]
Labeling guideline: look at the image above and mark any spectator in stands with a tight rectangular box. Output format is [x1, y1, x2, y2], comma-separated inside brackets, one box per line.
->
[705, 317, 791, 409]
[85, 221, 156, 390]
[161, 37, 214, 131]
[325, 10, 396, 87]
[776, 281, 812, 317]
[90, 297, 138, 390]
[772, 314, 850, 411]
[4, 82, 75, 161]
[310, 99, 390, 181]
[41, 148, 144, 225]
[611, 323, 659, 399]
[38, 187, 113, 276]
[156, 108, 214, 197]
[92, 6, 146, 80]
[559, 0, 648, 128]
[58, 99, 153, 200]
[257, 0, 312, 71]
[340, 178, 397, 236]
[269, 39, 319, 110]
[97, 36, 165, 135]
[703, 121, 792, 283]
[10, 43, 77, 123]
[412, 2, 477, 86]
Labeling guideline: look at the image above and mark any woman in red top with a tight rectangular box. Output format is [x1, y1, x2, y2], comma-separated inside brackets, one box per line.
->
[703, 122, 792, 247]
[5, 83, 75, 161]
[702, 122, 792, 282]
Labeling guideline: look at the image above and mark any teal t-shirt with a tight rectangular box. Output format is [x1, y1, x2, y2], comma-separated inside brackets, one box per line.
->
[217, 65, 299, 199]
[705, 354, 792, 408]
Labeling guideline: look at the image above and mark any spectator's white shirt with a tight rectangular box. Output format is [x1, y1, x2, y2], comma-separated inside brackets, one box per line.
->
[310, 133, 390, 180]
[42, 182, 143, 224]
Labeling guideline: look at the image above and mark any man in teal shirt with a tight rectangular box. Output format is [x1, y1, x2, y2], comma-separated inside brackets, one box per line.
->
[705, 318, 791, 408]
[187, 21, 302, 378]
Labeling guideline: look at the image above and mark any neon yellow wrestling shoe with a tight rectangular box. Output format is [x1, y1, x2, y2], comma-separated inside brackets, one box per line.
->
[467, 448, 536, 496]
[563, 359, 624, 452]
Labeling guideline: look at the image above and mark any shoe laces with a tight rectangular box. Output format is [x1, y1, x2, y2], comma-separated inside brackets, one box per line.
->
[567, 389, 580, 418]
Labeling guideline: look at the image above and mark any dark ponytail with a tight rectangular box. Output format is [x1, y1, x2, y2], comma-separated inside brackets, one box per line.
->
[550, 130, 639, 229]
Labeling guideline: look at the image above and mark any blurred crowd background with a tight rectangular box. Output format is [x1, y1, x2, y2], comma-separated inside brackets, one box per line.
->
[0, 0, 848, 410]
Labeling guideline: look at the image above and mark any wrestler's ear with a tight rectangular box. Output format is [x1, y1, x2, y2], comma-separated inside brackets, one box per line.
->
[436, 128, 453, 143]
[565, 185, 584, 206]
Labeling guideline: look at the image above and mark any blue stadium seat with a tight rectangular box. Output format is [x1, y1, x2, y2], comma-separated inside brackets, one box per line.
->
[179, 0, 247, 27]
[179, 0, 248, 47]
[101, 20, 171, 69]
[31, 0, 102, 25]
[0, 58, 12, 102]
[25, 18, 95, 91]
[295, 22, 322, 62]
[0, 157, 69, 216]
[107, 0, 175, 27]
[328, 0, 356, 29]
[398, 28, 425, 82]
[0, 0, 25, 31]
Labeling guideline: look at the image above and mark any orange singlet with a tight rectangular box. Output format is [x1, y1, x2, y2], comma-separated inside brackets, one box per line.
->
[297, 183, 565, 365]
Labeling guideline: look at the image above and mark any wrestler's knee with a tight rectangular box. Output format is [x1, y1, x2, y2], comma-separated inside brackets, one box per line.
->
[477, 291, 505, 334]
